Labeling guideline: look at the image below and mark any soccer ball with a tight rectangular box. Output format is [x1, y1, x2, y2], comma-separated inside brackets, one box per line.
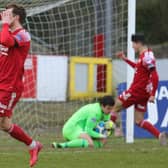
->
[104, 120, 115, 130]
[94, 120, 115, 137]
[94, 121, 106, 134]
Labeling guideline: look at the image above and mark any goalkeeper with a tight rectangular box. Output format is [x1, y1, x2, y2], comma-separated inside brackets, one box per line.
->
[52, 95, 114, 148]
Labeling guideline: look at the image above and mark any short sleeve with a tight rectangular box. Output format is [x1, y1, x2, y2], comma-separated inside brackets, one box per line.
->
[14, 30, 31, 47]
[142, 51, 156, 70]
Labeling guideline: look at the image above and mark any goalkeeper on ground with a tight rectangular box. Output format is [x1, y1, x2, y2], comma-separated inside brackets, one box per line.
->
[52, 95, 115, 148]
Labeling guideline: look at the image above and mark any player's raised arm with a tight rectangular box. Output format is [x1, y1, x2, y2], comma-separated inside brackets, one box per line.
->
[142, 51, 159, 103]
[116, 51, 136, 68]
[0, 9, 16, 47]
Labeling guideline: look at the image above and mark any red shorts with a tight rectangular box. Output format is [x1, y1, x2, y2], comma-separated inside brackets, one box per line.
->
[0, 90, 22, 117]
[118, 89, 149, 112]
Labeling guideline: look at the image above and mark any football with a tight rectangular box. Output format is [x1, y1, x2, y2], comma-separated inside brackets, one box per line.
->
[94, 121, 106, 134]
[94, 120, 115, 137]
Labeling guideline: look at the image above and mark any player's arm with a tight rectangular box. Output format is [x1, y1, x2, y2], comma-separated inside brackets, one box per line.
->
[0, 23, 17, 47]
[0, 9, 18, 47]
[143, 51, 159, 102]
[148, 68, 158, 103]
[85, 114, 106, 139]
[116, 51, 136, 68]
[150, 68, 159, 96]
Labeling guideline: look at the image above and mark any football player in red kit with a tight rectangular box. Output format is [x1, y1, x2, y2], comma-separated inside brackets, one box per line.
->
[111, 34, 167, 145]
[0, 4, 42, 167]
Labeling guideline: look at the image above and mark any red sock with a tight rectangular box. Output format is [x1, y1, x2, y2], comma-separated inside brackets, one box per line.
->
[110, 112, 117, 123]
[138, 120, 160, 138]
[8, 124, 33, 145]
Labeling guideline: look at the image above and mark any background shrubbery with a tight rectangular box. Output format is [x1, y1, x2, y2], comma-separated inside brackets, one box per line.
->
[137, 0, 168, 44]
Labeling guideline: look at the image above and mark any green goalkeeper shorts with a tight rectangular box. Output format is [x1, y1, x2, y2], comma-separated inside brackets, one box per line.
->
[62, 124, 86, 140]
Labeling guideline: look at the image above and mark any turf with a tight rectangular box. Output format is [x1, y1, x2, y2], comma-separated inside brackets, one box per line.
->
[0, 136, 168, 168]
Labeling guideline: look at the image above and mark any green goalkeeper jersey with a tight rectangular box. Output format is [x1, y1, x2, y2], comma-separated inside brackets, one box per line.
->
[64, 103, 110, 138]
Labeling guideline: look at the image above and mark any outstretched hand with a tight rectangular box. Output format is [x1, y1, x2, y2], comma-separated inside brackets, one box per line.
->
[116, 51, 126, 60]
[148, 95, 155, 103]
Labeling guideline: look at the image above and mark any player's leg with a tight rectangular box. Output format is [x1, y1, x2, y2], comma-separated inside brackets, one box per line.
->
[55, 132, 107, 148]
[110, 98, 123, 122]
[110, 98, 124, 137]
[52, 125, 91, 148]
[0, 91, 34, 146]
[79, 133, 94, 147]
[0, 116, 33, 145]
[0, 116, 43, 167]
[52, 126, 108, 148]
[111, 90, 134, 123]
[134, 105, 167, 146]
[54, 133, 104, 149]
[135, 110, 160, 138]
[111, 90, 134, 136]
[0, 91, 42, 167]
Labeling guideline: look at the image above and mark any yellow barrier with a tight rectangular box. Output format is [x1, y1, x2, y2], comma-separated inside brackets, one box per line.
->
[69, 56, 112, 100]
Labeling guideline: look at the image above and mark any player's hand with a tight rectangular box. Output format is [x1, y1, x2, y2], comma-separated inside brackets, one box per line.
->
[1, 9, 15, 25]
[148, 95, 155, 103]
[116, 51, 126, 60]
[100, 134, 107, 139]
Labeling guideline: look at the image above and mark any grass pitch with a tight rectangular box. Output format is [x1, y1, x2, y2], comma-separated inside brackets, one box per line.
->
[0, 135, 168, 168]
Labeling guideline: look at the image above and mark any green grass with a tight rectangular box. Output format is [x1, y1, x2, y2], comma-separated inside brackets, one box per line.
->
[0, 135, 168, 168]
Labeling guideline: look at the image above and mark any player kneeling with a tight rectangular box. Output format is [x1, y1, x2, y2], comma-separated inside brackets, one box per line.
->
[53, 120, 115, 148]
[52, 96, 115, 148]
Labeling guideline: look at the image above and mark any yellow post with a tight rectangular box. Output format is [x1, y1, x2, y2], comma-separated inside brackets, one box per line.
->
[88, 63, 94, 94]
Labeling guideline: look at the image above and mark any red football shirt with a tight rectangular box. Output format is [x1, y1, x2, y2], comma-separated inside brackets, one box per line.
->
[129, 49, 158, 96]
[0, 23, 30, 92]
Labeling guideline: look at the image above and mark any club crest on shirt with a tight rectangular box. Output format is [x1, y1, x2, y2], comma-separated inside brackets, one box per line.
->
[91, 117, 97, 123]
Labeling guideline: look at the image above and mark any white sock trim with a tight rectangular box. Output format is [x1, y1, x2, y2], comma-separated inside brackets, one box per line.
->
[29, 140, 36, 149]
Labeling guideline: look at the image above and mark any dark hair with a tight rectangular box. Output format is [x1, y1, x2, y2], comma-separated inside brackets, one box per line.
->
[6, 3, 26, 24]
[99, 95, 115, 106]
[131, 33, 145, 44]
